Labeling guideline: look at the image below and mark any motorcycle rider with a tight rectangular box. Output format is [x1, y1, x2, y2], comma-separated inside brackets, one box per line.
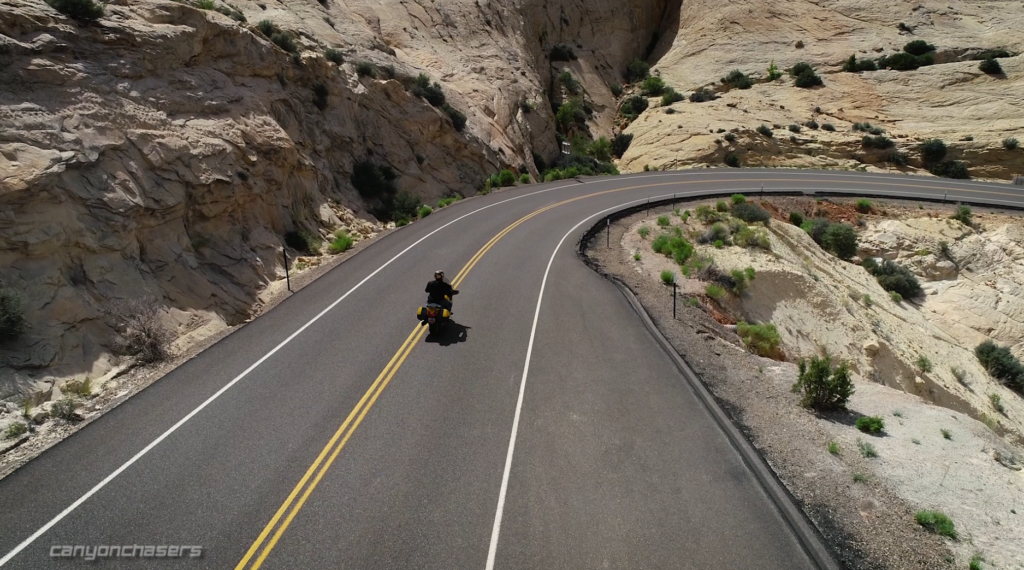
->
[425, 270, 458, 313]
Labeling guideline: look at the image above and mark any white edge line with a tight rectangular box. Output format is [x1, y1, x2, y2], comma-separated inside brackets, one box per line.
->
[0, 180, 589, 567]
[484, 189, 700, 570]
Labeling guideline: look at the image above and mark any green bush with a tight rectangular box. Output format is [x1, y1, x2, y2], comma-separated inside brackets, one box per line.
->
[611, 133, 633, 158]
[822, 223, 858, 260]
[920, 138, 948, 163]
[724, 152, 740, 167]
[196, 0, 215, 9]
[610, 83, 623, 97]
[657, 215, 671, 227]
[660, 270, 675, 284]
[328, 231, 354, 254]
[805, 120, 819, 130]
[858, 439, 878, 458]
[549, 44, 576, 61]
[0, 289, 28, 341]
[356, 61, 376, 78]
[949, 205, 972, 226]
[904, 40, 935, 56]
[792, 355, 854, 410]
[973, 49, 1011, 60]
[975, 340, 1024, 391]
[412, 74, 446, 107]
[559, 71, 582, 95]
[497, 170, 517, 187]
[47, 0, 104, 20]
[979, 58, 1002, 74]
[519, 173, 531, 184]
[756, 125, 774, 138]
[783, 213, 802, 228]
[716, 201, 728, 212]
[930, 160, 969, 179]
[862, 135, 894, 149]
[351, 160, 397, 199]
[285, 230, 322, 255]
[668, 237, 694, 265]
[731, 202, 771, 225]
[767, 60, 783, 81]
[641, 76, 666, 96]
[661, 88, 684, 106]
[324, 48, 344, 64]
[729, 268, 756, 294]
[705, 284, 725, 300]
[271, 32, 297, 53]
[638, 226, 650, 239]
[651, 235, 670, 254]
[590, 137, 612, 162]
[724, 133, 737, 143]
[856, 416, 885, 434]
[722, 69, 753, 89]
[625, 59, 651, 83]
[437, 195, 462, 208]
[442, 104, 467, 132]
[689, 88, 717, 103]
[842, 54, 878, 72]
[915, 511, 957, 539]
[789, 124, 802, 133]
[4, 422, 28, 440]
[416, 205, 433, 219]
[388, 190, 421, 221]
[868, 259, 923, 298]
[620, 95, 649, 119]
[731, 194, 746, 205]
[890, 291, 903, 303]
[1004, 137, 1019, 150]
[257, 19, 278, 36]
[878, 51, 931, 71]
[49, 396, 78, 421]
[855, 199, 872, 213]
[821, 123, 836, 132]
[888, 151, 909, 165]
[738, 322, 781, 357]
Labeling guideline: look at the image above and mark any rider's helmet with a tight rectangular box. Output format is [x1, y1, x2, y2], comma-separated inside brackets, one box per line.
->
[434, 270, 445, 281]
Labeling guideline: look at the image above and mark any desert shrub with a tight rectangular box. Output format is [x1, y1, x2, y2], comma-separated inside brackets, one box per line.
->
[729, 268, 756, 294]
[689, 88, 717, 103]
[47, 0, 104, 20]
[610, 83, 623, 97]
[915, 511, 957, 539]
[0, 289, 28, 341]
[973, 49, 1012, 60]
[792, 354, 854, 410]
[794, 67, 823, 88]
[916, 354, 933, 373]
[519, 173, 530, 184]
[979, 58, 1002, 74]
[862, 135, 894, 149]
[705, 284, 725, 300]
[415, 205, 432, 219]
[351, 160, 397, 199]
[651, 234, 670, 254]
[738, 322, 781, 357]
[716, 201, 728, 212]
[620, 95, 649, 119]
[1004, 137, 1019, 150]
[4, 422, 28, 439]
[661, 88, 684, 106]
[496, 169, 516, 187]
[660, 270, 675, 284]
[442, 104, 467, 131]
[638, 226, 651, 239]
[731, 194, 746, 205]
[197, 0, 215, 9]
[108, 297, 172, 364]
[549, 44, 577, 61]
[801, 218, 831, 245]
[699, 222, 731, 246]
[805, 120, 819, 130]
[868, 259, 923, 298]
[822, 223, 858, 260]
[734, 226, 770, 250]
[790, 62, 812, 77]
[641, 76, 666, 96]
[903, 40, 935, 56]
[731, 202, 771, 225]
[756, 124, 774, 138]
[328, 231, 354, 254]
[257, 19, 278, 36]
[888, 151, 909, 165]
[324, 48, 344, 64]
[558, 71, 582, 95]
[856, 416, 885, 434]
[668, 237, 694, 265]
[589, 136, 612, 162]
[625, 59, 650, 83]
[724, 152, 740, 167]
[855, 199, 872, 213]
[412, 74, 446, 106]
[657, 215, 671, 227]
[878, 52, 927, 70]
[930, 160, 969, 179]
[50, 396, 78, 421]
[920, 138, 947, 164]
[767, 60, 783, 81]
[610, 133, 634, 158]
[950, 204, 972, 225]
[890, 291, 903, 303]
[385, 190, 420, 221]
[975, 340, 1024, 391]
[842, 54, 877, 72]
[723, 133, 737, 143]
[356, 62, 378, 78]
[789, 211, 804, 226]
[786, 124, 800, 134]
[722, 69, 753, 89]
[821, 123, 836, 131]
[285, 229, 322, 255]
[271, 32, 297, 53]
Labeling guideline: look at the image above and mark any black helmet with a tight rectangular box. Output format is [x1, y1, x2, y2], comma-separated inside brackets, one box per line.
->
[434, 270, 444, 280]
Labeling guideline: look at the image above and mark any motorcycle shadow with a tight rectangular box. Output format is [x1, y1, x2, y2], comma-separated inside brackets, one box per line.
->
[424, 321, 470, 346]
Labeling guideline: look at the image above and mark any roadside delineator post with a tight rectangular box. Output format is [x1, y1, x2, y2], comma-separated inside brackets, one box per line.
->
[284, 248, 292, 293]
[646, 197, 650, 217]
[672, 272, 677, 319]
[606, 218, 610, 248]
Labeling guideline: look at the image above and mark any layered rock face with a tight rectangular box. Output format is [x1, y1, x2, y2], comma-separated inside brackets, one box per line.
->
[0, 0, 667, 395]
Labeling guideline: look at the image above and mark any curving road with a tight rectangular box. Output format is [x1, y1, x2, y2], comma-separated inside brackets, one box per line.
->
[0, 170, 1020, 570]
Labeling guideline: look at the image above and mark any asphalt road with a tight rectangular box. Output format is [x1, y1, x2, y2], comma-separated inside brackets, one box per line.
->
[0, 170, 1020, 570]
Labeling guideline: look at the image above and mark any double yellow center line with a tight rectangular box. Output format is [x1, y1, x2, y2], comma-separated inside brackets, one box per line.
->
[235, 174, 1008, 569]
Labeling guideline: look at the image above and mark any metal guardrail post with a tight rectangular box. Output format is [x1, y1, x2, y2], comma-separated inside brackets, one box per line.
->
[283, 248, 292, 293]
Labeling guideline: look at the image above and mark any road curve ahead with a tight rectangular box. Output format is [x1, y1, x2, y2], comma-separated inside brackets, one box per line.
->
[0, 170, 1019, 570]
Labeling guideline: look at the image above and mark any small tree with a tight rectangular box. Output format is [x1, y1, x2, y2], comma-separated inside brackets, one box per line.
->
[792, 355, 854, 410]
[823, 223, 858, 260]
[920, 138, 947, 164]
[590, 136, 612, 161]
[766, 60, 783, 81]
[611, 133, 633, 158]
[641, 76, 666, 96]
[0, 289, 28, 341]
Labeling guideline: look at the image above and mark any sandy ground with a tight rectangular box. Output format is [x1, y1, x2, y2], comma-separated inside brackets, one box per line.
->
[584, 197, 1024, 570]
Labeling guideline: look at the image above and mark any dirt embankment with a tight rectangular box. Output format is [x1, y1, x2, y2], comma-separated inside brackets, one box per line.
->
[583, 195, 1024, 570]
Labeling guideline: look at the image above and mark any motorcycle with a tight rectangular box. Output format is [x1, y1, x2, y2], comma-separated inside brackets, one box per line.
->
[416, 291, 458, 334]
